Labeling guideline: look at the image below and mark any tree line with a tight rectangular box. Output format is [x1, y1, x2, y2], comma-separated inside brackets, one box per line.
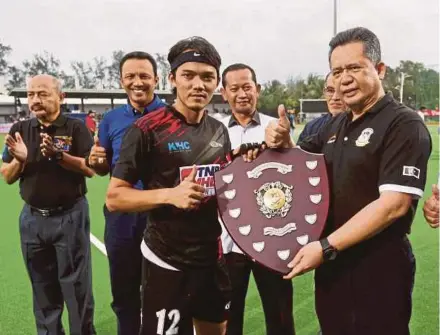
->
[0, 42, 438, 110]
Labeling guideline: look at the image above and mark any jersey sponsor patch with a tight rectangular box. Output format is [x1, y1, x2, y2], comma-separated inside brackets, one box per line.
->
[53, 136, 72, 152]
[168, 141, 191, 153]
[403, 165, 420, 179]
[180, 164, 221, 197]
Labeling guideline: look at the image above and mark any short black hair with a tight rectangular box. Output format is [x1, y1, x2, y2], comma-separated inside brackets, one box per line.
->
[221, 63, 257, 88]
[119, 51, 158, 76]
[87, 110, 94, 115]
[329, 27, 381, 65]
[168, 36, 221, 95]
[167, 36, 221, 77]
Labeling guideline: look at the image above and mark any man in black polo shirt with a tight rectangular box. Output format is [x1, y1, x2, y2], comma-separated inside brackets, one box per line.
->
[106, 37, 259, 335]
[265, 27, 431, 335]
[1, 74, 96, 335]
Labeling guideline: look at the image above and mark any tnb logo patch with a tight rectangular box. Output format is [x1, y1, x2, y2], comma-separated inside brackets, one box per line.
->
[180, 164, 221, 197]
[403, 166, 420, 179]
[53, 136, 72, 152]
[168, 141, 191, 153]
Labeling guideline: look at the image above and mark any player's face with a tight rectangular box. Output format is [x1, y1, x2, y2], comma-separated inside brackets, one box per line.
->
[221, 69, 261, 116]
[171, 62, 218, 113]
[120, 58, 158, 108]
[27, 76, 63, 119]
[323, 76, 345, 116]
[330, 42, 385, 111]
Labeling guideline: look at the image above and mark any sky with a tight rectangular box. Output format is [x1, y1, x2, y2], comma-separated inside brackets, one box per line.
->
[0, 0, 438, 86]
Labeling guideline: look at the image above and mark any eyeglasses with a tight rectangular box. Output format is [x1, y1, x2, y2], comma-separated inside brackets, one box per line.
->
[323, 87, 336, 97]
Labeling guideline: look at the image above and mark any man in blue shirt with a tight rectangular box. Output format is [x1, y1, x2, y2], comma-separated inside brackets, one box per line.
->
[298, 73, 346, 142]
[86, 51, 166, 335]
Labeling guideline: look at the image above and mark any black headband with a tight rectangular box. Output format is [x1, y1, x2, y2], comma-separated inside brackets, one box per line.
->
[170, 51, 219, 77]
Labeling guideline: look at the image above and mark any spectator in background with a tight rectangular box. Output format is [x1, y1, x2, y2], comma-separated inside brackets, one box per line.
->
[298, 72, 346, 142]
[18, 111, 28, 121]
[287, 108, 296, 137]
[418, 106, 426, 121]
[85, 110, 96, 137]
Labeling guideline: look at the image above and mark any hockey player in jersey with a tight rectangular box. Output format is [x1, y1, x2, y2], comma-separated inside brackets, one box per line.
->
[106, 36, 261, 335]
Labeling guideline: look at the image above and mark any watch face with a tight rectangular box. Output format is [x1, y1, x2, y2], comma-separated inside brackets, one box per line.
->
[325, 248, 337, 261]
[328, 250, 337, 261]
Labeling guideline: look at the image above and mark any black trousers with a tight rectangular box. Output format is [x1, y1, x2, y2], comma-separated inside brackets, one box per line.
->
[19, 197, 96, 335]
[225, 252, 295, 335]
[315, 235, 416, 335]
[104, 206, 147, 335]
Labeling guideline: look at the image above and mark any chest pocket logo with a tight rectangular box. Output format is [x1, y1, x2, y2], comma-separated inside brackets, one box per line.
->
[53, 136, 72, 152]
[355, 128, 374, 147]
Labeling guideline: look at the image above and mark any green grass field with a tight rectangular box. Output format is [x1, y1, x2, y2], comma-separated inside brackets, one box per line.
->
[0, 126, 438, 335]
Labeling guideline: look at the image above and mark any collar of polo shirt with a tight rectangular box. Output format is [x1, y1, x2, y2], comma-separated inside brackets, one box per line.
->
[31, 113, 68, 128]
[228, 110, 261, 128]
[347, 93, 393, 121]
[125, 94, 164, 115]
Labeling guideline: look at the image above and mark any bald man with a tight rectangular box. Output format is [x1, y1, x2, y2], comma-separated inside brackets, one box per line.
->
[1, 75, 97, 335]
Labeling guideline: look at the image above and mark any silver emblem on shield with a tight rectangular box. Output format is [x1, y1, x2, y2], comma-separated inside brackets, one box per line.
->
[254, 181, 293, 219]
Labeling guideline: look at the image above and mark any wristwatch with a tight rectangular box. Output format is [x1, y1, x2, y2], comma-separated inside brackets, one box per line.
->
[54, 151, 64, 162]
[319, 238, 338, 262]
[85, 154, 92, 168]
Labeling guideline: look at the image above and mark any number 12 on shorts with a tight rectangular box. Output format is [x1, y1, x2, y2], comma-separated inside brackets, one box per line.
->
[156, 309, 181, 335]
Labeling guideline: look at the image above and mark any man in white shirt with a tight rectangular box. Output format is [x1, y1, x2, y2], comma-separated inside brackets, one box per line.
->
[219, 63, 295, 335]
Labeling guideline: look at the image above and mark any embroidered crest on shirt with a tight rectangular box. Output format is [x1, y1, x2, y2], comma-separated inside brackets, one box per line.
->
[355, 128, 374, 147]
[53, 136, 72, 152]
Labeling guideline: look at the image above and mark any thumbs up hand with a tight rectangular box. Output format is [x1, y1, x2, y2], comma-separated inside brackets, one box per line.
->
[170, 165, 205, 210]
[277, 104, 291, 130]
[264, 104, 295, 148]
[423, 184, 440, 228]
[89, 135, 107, 167]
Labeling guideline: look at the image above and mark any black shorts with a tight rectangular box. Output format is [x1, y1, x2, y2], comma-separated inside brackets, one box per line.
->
[140, 257, 231, 335]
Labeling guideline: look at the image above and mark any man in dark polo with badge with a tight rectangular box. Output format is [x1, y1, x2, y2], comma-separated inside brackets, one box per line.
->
[1, 74, 96, 335]
[265, 27, 432, 335]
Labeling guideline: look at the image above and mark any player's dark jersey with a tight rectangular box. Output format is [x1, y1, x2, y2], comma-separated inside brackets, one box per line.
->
[113, 106, 232, 269]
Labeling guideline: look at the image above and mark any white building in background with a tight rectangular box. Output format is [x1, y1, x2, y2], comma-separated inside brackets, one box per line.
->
[0, 89, 230, 122]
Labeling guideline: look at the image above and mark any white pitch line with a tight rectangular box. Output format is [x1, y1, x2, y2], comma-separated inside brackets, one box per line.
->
[89, 232, 196, 334]
[90, 233, 107, 256]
